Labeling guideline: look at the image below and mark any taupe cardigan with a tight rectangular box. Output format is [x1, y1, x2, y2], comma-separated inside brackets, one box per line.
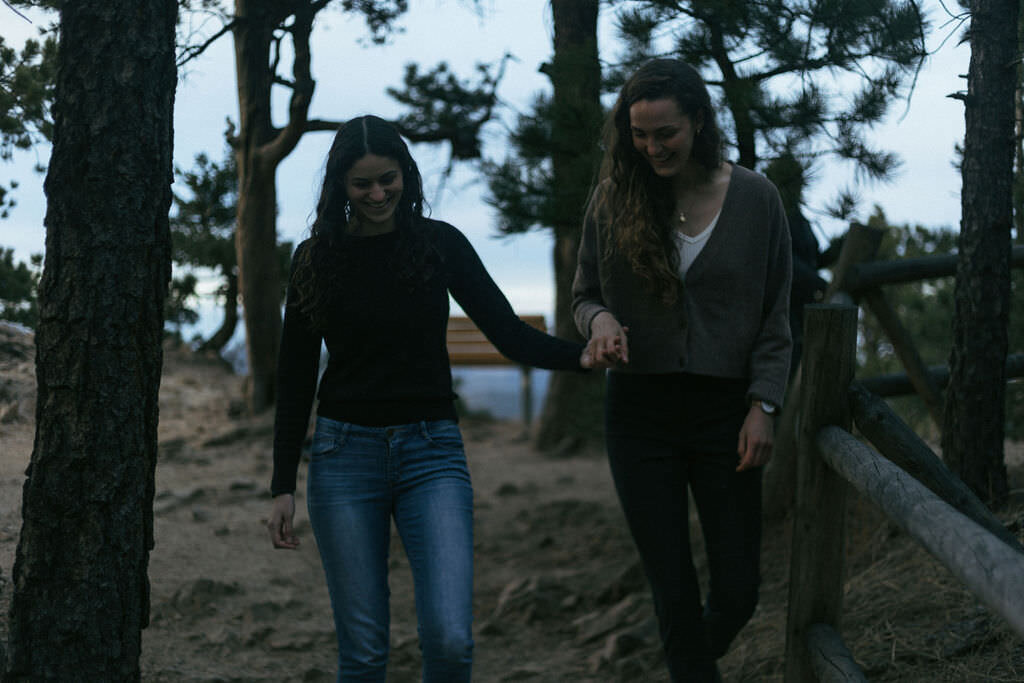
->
[572, 164, 793, 408]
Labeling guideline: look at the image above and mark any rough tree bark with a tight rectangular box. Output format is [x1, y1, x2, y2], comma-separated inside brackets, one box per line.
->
[534, 0, 606, 452]
[3, 1, 177, 679]
[941, 0, 1018, 504]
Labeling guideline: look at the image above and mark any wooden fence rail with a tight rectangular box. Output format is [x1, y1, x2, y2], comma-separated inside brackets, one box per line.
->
[766, 225, 1024, 520]
[816, 425, 1024, 637]
[845, 243, 1024, 292]
[805, 624, 865, 683]
[784, 304, 1024, 682]
[859, 352, 1024, 398]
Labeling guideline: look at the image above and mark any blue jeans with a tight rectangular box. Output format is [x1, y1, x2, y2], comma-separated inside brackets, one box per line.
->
[306, 417, 474, 682]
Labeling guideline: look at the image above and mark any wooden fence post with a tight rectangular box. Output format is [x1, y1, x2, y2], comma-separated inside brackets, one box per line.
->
[860, 288, 945, 428]
[784, 304, 858, 682]
[765, 224, 883, 519]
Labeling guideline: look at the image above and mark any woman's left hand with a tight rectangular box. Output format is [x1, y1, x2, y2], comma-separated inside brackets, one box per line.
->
[580, 344, 621, 369]
[736, 403, 774, 471]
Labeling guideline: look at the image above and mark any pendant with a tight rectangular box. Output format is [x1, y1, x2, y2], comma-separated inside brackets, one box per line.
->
[678, 211, 687, 224]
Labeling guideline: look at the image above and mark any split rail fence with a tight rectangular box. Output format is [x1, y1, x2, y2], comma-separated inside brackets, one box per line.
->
[781, 223, 1024, 680]
[784, 300, 1024, 679]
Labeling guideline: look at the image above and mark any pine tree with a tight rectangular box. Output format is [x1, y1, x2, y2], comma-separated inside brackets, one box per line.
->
[0, 24, 56, 218]
[942, 0, 1019, 504]
[0, 247, 41, 327]
[484, 0, 604, 451]
[4, 0, 177, 676]
[179, 0, 506, 412]
[613, 0, 928, 181]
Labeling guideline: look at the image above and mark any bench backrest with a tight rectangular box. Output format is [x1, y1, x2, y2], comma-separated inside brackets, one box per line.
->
[446, 315, 547, 366]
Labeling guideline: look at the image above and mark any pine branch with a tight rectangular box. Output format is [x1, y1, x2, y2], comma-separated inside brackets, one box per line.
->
[3, 1, 30, 23]
[177, 18, 236, 68]
[304, 118, 345, 133]
[263, 5, 315, 166]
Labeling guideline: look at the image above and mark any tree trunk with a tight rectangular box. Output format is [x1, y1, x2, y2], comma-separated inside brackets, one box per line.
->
[231, 0, 316, 413]
[941, 0, 1017, 504]
[233, 0, 283, 412]
[534, 0, 605, 452]
[198, 270, 239, 354]
[1015, 5, 1024, 238]
[234, 154, 281, 410]
[706, 22, 757, 169]
[3, 1, 176, 679]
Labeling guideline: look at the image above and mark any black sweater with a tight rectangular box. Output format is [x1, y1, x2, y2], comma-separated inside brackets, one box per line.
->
[271, 219, 584, 495]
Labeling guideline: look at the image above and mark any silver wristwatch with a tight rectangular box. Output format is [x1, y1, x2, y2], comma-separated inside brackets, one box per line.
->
[758, 400, 778, 415]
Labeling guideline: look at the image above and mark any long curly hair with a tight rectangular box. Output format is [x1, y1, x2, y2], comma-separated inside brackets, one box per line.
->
[595, 59, 723, 304]
[290, 115, 432, 330]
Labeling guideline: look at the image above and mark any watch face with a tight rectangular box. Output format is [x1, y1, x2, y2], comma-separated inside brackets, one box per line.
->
[760, 400, 777, 415]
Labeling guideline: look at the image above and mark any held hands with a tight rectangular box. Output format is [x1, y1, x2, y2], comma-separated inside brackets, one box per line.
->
[583, 311, 629, 369]
[268, 493, 300, 550]
[736, 403, 774, 471]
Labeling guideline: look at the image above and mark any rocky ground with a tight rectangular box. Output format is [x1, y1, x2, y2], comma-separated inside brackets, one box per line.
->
[1, 322, 1022, 681]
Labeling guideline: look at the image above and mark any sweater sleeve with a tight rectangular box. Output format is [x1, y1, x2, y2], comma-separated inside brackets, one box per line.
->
[571, 188, 611, 339]
[270, 242, 324, 496]
[441, 224, 585, 371]
[746, 184, 793, 408]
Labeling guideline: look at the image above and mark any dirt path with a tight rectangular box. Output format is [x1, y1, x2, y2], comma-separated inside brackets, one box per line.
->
[2, 334, 1023, 681]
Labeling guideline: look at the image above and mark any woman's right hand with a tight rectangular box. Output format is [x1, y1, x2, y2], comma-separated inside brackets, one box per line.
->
[588, 311, 629, 366]
[268, 493, 300, 550]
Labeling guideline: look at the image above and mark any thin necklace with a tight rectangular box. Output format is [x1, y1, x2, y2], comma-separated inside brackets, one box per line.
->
[676, 199, 690, 225]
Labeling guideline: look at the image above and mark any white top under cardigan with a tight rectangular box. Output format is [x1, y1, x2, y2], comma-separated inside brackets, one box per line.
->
[674, 210, 721, 278]
[572, 164, 794, 409]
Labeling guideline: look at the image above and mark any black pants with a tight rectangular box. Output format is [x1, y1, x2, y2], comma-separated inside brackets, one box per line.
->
[605, 372, 762, 682]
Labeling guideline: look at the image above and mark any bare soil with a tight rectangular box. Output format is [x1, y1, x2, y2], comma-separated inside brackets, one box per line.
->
[1, 326, 1022, 681]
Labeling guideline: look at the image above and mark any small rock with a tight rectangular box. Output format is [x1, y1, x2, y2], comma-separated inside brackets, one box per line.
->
[496, 482, 520, 496]
[573, 594, 643, 645]
[501, 666, 545, 680]
[596, 560, 647, 605]
[0, 401, 20, 423]
[602, 627, 647, 660]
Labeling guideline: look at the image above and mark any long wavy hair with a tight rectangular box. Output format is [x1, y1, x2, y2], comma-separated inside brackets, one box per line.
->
[595, 59, 723, 304]
[290, 115, 431, 330]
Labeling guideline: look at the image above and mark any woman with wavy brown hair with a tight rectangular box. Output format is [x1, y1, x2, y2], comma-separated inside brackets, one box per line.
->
[267, 115, 606, 682]
[573, 59, 792, 681]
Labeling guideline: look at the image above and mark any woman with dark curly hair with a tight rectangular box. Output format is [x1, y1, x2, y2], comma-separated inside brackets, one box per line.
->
[267, 115, 603, 682]
[573, 59, 792, 681]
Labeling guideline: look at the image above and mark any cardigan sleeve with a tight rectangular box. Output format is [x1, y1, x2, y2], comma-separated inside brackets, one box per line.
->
[745, 184, 793, 408]
[571, 188, 612, 339]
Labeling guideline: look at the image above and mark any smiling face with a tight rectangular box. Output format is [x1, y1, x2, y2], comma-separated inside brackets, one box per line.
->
[629, 97, 702, 180]
[344, 153, 404, 234]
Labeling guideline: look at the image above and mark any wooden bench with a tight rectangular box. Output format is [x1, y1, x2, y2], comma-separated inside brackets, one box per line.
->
[446, 315, 547, 425]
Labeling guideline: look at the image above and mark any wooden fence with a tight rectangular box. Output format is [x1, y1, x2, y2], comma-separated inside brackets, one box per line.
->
[783, 304, 1024, 682]
[765, 224, 1024, 518]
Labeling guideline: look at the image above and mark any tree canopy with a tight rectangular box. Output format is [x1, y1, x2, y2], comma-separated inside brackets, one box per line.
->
[612, 0, 928, 186]
[0, 26, 55, 218]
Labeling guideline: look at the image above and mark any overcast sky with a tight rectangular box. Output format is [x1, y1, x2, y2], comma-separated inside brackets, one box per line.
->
[1, 0, 971, 322]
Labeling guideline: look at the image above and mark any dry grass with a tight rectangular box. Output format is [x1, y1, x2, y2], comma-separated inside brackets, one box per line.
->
[720, 474, 1024, 682]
